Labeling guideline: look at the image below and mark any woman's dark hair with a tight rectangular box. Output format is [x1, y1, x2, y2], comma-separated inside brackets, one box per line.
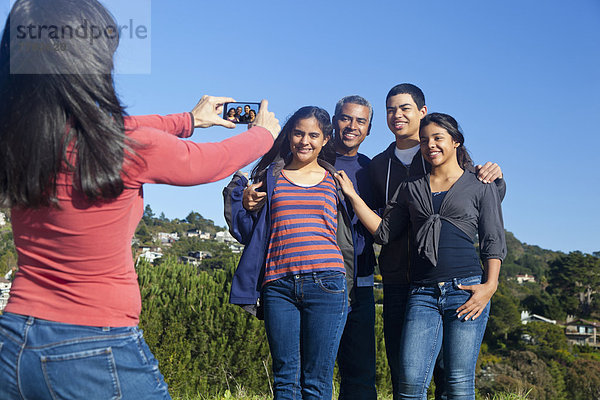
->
[420, 113, 473, 170]
[251, 106, 335, 182]
[0, 0, 133, 208]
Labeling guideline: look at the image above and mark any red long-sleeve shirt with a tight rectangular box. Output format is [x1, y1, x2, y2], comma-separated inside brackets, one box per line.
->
[6, 113, 273, 327]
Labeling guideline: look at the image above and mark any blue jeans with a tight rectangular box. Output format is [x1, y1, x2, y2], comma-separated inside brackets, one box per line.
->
[337, 286, 376, 400]
[398, 276, 489, 400]
[0, 313, 170, 400]
[262, 271, 348, 400]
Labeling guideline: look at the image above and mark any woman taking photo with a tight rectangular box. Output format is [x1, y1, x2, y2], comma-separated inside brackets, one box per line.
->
[224, 106, 356, 400]
[336, 113, 506, 400]
[0, 1, 279, 399]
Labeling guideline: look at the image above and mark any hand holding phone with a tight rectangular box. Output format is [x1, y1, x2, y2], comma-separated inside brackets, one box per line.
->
[191, 95, 237, 129]
[251, 100, 280, 140]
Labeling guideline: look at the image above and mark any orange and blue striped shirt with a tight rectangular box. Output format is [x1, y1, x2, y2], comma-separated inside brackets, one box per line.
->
[263, 171, 345, 285]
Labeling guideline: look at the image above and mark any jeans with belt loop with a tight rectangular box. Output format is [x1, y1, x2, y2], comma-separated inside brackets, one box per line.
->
[398, 275, 489, 400]
[262, 270, 348, 400]
[0, 312, 170, 400]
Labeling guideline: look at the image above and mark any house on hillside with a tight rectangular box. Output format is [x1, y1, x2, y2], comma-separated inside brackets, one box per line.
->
[0, 211, 6, 226]
[188, 251, 212, 260]
[521, 311, 556, 325]
[138, 250, 163, 264]
[186, 229, 200, 238]
[215, 230, 237, 243]
[186, 229, 212, 240]
[0, 277, 11, 311]
[565, 318, 600, 347]
[515, 274, 536, 284]
[155, 232, 179, 246]
[199, 232, 211, 240]
[228, 243, 244, 254]
[179, 256, 200, 266]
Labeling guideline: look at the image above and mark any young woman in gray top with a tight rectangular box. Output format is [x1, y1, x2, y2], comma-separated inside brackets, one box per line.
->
[336, 112, 506, 400]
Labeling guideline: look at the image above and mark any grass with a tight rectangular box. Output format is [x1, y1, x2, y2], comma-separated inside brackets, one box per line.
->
[175, 389, 530, 400]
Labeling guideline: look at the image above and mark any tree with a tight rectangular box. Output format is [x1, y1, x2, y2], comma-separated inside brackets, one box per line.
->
[565, 358, 600, 400]
[522, 322, 568, 353]
[137, 257, 272, 396]
[548, 252, 600, 317]
[143, 204, 155, 225]
[485, 286, 521, 347]
[522, 291, 566, 321]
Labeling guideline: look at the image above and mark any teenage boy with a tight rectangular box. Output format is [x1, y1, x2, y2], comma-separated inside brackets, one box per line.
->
[369, 83, 504, 400]
[242, 95, 378, 400]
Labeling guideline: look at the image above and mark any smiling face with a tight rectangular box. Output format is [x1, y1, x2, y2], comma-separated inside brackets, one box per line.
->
[227, 108, 236, 117]
[288, 116, 329, 166]
[419, 122, 459, 167]
[386, 93, 427, 145]
[236, 106, 242, 115]
[244, 105, 250, 114]
[334, 103, 370, 156]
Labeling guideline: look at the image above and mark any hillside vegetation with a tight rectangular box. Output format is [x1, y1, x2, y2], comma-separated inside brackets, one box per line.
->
[1, 208, 599, 399]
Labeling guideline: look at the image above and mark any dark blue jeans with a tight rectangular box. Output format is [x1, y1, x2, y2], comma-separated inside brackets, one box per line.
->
[382, 283, 410, 399]
[398, 276, 489, 400]
[337, 286, 376, 400]
[0, 313, 170, 400]
[262, 271, 348, 400]
[384, 284, 446, 400]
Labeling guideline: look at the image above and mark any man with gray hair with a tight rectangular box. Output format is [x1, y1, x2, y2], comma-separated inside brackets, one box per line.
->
[331, 95, 377, 400]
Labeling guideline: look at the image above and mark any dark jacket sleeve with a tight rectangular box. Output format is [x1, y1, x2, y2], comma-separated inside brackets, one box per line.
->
[223, 172, 257, 245]
[374, 183, 410, 245]
[494, 177, 507, 202]
[478, 183, 507, 261]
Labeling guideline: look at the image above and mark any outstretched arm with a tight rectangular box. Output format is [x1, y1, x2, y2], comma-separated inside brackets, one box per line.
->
[125, 113, 195, 138]
[335, 170, 382, 235]
[125, 95, 237, 138]
[125, 96, 281, 140]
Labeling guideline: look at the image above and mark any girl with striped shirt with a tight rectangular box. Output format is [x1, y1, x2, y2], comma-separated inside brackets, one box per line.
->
[227, 107, 355, 399]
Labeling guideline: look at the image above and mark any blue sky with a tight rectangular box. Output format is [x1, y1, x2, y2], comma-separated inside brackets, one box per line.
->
[2, 0, 599, 253]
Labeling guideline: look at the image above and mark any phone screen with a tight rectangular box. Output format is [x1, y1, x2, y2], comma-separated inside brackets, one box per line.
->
[223, 102, 261, 124]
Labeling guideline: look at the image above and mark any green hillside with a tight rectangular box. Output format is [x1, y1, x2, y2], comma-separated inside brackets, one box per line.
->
[1, 208, 599, 399]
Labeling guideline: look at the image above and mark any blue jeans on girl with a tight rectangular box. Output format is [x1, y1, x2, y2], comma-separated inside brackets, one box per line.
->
[398, 275, 489, 400]
[0, 313, 170, 400]
[262, 270, 348, 400]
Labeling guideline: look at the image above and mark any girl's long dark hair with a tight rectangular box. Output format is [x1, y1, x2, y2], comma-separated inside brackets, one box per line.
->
[420, 113, 474, 170]
[0, 0, 134, 208]
[251, 106, 335, 182]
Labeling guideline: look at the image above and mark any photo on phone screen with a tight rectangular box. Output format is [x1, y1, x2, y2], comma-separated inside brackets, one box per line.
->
[223, 102, 261, 124]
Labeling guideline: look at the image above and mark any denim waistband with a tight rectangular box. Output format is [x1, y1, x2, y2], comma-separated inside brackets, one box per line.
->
[412, 275, 482, 288]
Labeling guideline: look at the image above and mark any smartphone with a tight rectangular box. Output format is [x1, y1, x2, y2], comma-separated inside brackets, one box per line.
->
[223, 102, 261, 124]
